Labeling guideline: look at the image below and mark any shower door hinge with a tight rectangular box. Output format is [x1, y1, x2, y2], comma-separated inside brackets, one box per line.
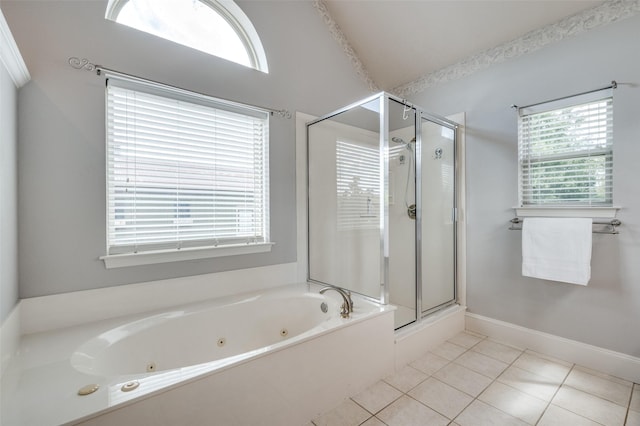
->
[452, 208, 458, 222]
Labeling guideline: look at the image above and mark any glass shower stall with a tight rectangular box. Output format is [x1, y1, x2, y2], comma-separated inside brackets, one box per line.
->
[307, 93, 458, 329]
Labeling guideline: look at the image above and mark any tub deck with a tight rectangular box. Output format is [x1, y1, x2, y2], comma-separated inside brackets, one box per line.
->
[0, 284, 395, 426]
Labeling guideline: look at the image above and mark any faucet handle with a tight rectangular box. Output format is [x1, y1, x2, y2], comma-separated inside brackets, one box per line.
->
[346, 290, 353, 309]
[339, 303, 349, 318]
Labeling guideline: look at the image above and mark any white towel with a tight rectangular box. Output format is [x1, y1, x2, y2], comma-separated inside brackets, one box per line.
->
[522, 218, 592, 285]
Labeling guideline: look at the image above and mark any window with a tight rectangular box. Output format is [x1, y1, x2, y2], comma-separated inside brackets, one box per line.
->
[104, 75, 270, 267]
[336, 140, 379, 230]
[106, 0, 268, 72]
[518, 89, 613, 207]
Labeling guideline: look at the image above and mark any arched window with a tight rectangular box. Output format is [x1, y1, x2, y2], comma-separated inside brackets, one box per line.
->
[106, 0, 268, 73]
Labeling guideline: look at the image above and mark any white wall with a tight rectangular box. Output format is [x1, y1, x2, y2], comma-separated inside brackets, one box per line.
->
[0, 8, 20, 322]
[0, 57, 18, 322]
[409, 13, 640, 357]
[1, 0, 371, 298]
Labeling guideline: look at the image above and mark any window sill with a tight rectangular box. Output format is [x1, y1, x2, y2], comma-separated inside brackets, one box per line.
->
[100, 242, 275, 269]
[514, 206, 620, 219]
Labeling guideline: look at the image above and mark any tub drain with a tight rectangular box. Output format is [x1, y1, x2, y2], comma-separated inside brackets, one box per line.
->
[280, 328, 288, 337]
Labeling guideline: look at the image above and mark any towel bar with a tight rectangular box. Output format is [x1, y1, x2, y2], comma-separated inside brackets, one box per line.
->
[509, 217, 621, 234]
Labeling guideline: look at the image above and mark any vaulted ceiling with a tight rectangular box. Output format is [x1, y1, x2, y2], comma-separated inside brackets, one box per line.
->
[320, 0, 605, 93]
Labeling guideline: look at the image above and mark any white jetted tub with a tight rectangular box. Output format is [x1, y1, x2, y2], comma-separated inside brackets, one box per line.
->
[1, 283, 395, 425]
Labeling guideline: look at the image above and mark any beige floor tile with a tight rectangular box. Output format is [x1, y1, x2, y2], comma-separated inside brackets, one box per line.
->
[312, 398, 371, 426]
[497, 365, 561, 401]
[564, 367, 632, 406]
[574, 365, 633, 387]
[376, 395, 449, 426]
[351, 380, 403, 414]
[537, 404, 602, 426]
[454, 400, 529, 426]
[448, 332, 484, 349]
[512, 351, 571, 383]
[472, 339, 523, 364]
[408, 377, 473, 419]
[432, 341, 467, 361]
[627, 410, 640, 426]
[409, 351, 449, 376]
[462, 329, 487, 338]
[478, 381, 547, 424]
[360, 417, 386, 426]
[630, 384, 640, 412]
[454, 350, 509, 379]
[383, 365, 428, 393]
[552, 385, 627, 426]
[523, 349, 572, 367]
[433, 362, 493, 397]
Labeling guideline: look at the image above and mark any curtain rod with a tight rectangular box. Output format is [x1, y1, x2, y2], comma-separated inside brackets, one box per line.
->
[510, 80, 617, 111]
[68, 57, 292, 119]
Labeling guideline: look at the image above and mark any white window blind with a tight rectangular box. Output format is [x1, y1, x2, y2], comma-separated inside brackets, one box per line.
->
[336, 140, 379, 230]
[518, 89, 613, 206]
[106, 76, 269, 256]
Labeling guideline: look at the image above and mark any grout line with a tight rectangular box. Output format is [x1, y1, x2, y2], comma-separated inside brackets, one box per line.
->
[349, 386, 404, 418]
[622, 383, 635, 426]
[533, 362, 574, 425]
[533, 364, 610, 426]
[452, 345, 529, 424]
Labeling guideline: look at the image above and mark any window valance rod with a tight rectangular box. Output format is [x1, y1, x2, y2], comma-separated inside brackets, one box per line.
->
[510, 80, 617, 111]
[68, 56, 292, 119]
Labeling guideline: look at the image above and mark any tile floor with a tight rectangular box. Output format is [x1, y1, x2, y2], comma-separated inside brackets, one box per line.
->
[309, 330, 640, 426]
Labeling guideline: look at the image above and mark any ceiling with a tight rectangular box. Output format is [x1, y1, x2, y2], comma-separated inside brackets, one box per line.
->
[322, 0, 605, 91]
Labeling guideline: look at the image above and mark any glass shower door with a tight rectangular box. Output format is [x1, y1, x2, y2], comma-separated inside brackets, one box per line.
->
[419, 116, 456, 314]
[388, 99, 417, 328]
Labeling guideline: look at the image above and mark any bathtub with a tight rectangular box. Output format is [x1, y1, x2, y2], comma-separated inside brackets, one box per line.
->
[1, 283, 395, 425]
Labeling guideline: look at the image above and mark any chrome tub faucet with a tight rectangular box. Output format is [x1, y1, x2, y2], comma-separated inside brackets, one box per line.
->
[319, 287, 353, 318]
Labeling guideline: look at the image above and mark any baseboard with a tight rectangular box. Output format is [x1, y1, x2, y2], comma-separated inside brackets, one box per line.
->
[0, 301, 21, 379]
[465, 312, 640, 383]
[20, 262, 298, 335]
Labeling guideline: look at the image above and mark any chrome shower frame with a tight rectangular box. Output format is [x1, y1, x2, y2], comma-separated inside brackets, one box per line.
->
[416, 109, 459, 319]
[306, 92, 459, 324]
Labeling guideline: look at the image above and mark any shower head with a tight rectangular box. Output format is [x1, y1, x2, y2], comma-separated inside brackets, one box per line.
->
[391, 136, 416, 145]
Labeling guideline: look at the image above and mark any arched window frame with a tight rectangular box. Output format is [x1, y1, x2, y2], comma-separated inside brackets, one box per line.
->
[105, 0, 269, 73]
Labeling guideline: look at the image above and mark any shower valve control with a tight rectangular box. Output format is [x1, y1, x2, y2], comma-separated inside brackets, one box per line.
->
[408, 204, 416, 220]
